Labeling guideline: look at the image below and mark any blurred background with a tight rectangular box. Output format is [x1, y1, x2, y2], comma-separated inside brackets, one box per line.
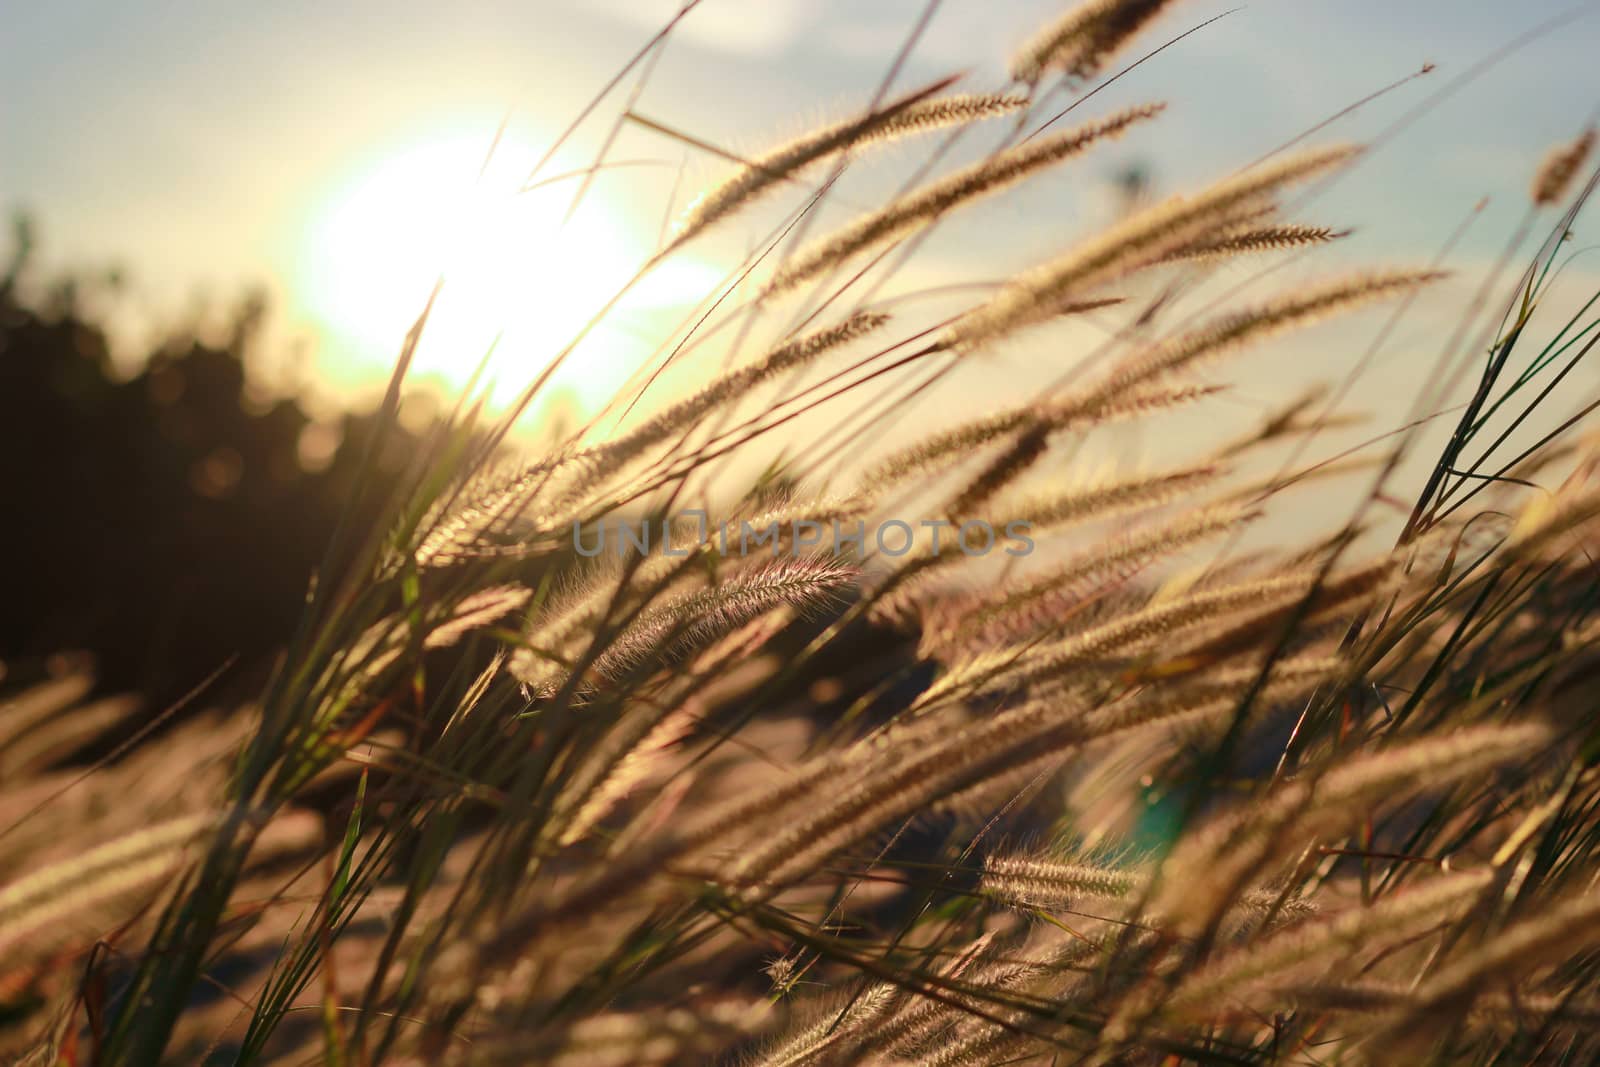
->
[3, 0, 1598, 710]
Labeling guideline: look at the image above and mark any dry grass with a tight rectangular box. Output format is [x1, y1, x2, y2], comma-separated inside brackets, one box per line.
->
[5, 1, 1600, 1064]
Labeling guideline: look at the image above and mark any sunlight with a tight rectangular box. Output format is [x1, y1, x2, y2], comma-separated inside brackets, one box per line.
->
[295, 129, 717, 414]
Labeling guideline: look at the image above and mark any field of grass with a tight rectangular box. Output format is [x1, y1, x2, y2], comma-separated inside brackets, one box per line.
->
[4, 1, 1600, 1063]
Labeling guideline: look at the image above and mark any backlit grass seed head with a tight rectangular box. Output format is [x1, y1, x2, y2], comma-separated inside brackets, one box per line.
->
[1165, 870, 1494, 1014]
[422, 585, 532, 650]
[413, 453, 599, 567]
[946, 143, 1362, 352]
[839, 952, 1016, 1063]
[413, 458, 560, 568]
[1158, 722, 1549, 929]
[1504, 484, 1600, 561]
[945, 420, 1052, 520]
[983, 853, 1315, 919]
[1384, 892, 1600, 1033]
[727, 652, 1329, 893]
[891, 90, 1031, 126]
[965, 501, 1259, 630]
[543, 613, 790, 847]
[556, 705, 698, 848]
[0, 812, 216, 958]
[585, 310, 890, 474]
[1060, 269, 1446, 417]
[1163, 223, 1350, 263]
[1039, 569, 1315, 658]
[1000, 460, 1221, 533]
[1285, 981, 1600, 1029]
[867, 382, 1218, 487]
[1012, 0, 1182, 87]
[767, 103, 1165, 295]
[983, 854, 1143, 903]
[752, 982, 901, 1067]
[673, 91, 1026, 247]
[1532, 126, 1596, 206]
[515, 556, 855, 694]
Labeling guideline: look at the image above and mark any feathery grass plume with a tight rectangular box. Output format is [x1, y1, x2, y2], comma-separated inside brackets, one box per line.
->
[548, 554, 700, 639]
[910, 503, 1275, 712]
[1302, 721, 1552, 812]
[1162, 223, 1350, 263]
[734, 492, 876, 556]
[512, 506, 817, 692]
[725, 653, 1332, 893]
[922, 459, 1213, 598]
[440, 650, 507, 737]
[752, 981, 902, 1067]
[964, 501, 1258, 632]
[924, 672, 1336, 821]
[919, 1005, 1039, 1067]
[410, 451, 600, 569]
[1058, 269, 1447, 418]
[878, 90, 1031, 133]
[422, 585, 532, 650]
[1156, 722, 1551, 931]
[1087, 653, 1345, 732]
[510, 560, 692, 694]
[1285, 980, 1600, 1028]
[673, 87, 1024, 247]
[1163, 869, 1494, 1015]
[1164, 551, 1402, 667]
[0, 694, 141, 780]
[1011, 0, 1181, 87]
[1503, 484, 1600, 561]
[868, 381, 1218, 487]
[518, 556, 855, 693]
[983, 853, 1316, 919]
[546, 606, 794, 846]
[0, 812, 215, 959]
[1384, 891, 1600, 1032]
[908, 645, 1031, 712]
[985, 852, 1144, 902]
[909, 932, 1160, 1067]
[1214, 380, 1367, 458]
[565, 311, 890, 495]
[767, 103, 1165, 294]
[1003, 459, 1221, 533]
[946, 144, 1363, 353]
[945, 419, 1052, 520]
[411, 460, 525, 569]
[1532, 126, 1596, 206]
[321, 587, 530, 720]
[556, 705, 698, 848]
[847, 936, 1088, 1062]
[718, 695, 1095, 889]
[432, 650, 1338, 990]
[1001, 570, 1313, 680]
[1150, 651, 1351, 703]
[0, 671, 96, 753]
[450, 1000, 770, 1066]
[468, 756, 859, 973]
[799, 933, 998, 1060]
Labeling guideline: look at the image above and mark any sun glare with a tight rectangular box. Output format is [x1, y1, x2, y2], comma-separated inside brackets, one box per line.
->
[295, 129, 714, 415]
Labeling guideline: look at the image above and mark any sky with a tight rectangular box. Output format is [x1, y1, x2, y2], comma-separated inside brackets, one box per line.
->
[5, 0, 1600, 507]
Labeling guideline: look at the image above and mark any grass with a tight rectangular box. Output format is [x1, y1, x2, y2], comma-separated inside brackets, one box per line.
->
[4, 1, 1600, 1063]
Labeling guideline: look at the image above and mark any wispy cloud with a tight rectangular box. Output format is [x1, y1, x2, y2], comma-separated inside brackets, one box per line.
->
[580, 0, 818, 55]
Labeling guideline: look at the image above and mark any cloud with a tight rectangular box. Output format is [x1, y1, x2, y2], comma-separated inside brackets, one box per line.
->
[579, 0, 817, 56]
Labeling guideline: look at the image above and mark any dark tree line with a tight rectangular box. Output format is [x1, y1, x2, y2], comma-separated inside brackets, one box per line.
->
[0, 217, 414, 715]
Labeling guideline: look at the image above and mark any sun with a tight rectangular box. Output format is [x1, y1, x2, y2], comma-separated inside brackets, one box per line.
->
[294, 127, 715, 415]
